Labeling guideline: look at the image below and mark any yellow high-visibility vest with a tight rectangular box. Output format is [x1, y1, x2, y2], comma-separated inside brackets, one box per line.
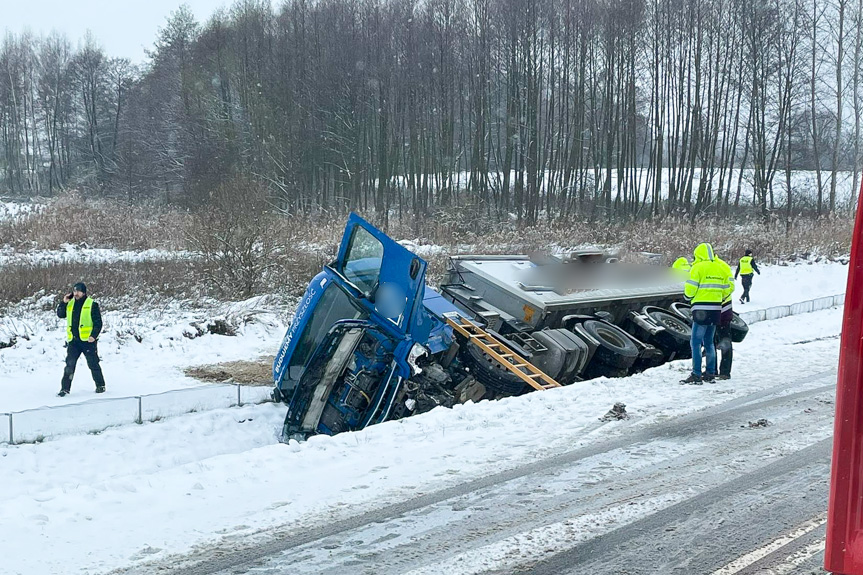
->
[739, 256, 754, 275]
[66, 297, 94, 341]
[685, 244, 730, 310]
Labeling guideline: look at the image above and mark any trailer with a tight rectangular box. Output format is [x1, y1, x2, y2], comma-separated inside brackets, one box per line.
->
[271, 213, 747, 440]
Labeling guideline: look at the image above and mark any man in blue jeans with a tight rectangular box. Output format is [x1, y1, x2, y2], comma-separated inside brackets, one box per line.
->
[681, 243, 732, 384]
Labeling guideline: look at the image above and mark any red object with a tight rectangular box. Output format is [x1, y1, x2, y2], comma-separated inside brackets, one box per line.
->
[827, 181, 863, 573]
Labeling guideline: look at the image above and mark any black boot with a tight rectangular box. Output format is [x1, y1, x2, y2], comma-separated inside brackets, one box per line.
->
[680, 373, 703, 385]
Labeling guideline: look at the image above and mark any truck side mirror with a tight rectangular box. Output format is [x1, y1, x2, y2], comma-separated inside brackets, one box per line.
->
[410, 258, 421, 280]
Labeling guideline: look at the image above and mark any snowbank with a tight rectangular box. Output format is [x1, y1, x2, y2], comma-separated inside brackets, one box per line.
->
[0, 299, 287, 413]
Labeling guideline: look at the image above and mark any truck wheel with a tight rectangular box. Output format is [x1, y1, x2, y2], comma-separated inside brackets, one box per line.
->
[646, 309, 692, 351]
[730, 312, 749, 342]
[669, 302, 693, 325]
[462, 342, 526, 395]
[581, 320, 639, 370]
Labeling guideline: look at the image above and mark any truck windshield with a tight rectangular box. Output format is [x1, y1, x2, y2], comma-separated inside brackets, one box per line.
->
[341, 225, 384, 294]
[288, 283, 367, 382]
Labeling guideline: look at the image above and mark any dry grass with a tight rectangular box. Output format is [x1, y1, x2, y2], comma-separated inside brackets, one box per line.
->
[0, 192, 852, 308]
[183, 356, 275, 385]
[382, 210, 853, 284]
[382, 208, 852, 263]
[0, 259, 216, 310]
[0, 192, 189, 251]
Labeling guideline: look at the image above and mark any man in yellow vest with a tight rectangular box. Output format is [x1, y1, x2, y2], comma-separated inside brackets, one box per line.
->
[56, 282, 105, 397]
[681, 243, 731, 384]
[735, 249, 761, 304]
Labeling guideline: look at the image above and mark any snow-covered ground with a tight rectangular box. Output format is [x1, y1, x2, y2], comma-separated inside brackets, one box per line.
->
[0, 296, 288, 413]
[0, 301, 844, 575]
[0, 199, 42, 222]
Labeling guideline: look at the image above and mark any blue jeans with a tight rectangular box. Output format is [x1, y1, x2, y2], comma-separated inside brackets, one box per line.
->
[691, 322, 717, 376]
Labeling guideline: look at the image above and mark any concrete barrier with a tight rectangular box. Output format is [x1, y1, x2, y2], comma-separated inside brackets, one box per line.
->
[1, 413, 9, 444]
[1, 384, 273, 445]
[738, 293, 845, 326]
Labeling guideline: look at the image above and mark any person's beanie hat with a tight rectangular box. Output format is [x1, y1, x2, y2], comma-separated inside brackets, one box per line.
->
[73, 282, 87, 294]
[744, 249, 753, 256]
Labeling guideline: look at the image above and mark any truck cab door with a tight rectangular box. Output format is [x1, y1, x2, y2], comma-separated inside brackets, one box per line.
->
[333, 213, 427, 338]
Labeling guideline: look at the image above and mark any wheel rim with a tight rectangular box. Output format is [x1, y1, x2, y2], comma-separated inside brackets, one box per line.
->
[652, 312, 690, 336]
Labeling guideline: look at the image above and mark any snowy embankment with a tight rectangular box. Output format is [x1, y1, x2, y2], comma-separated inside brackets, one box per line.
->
[0, 302, 844, 575]
[0, 295, 288, 413]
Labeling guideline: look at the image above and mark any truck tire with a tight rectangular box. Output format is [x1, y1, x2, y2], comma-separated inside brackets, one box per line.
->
[645, 308, 691, 352]
[581, 320, 639, 370]
[462, 342, 527, 395]
[730, 312, 749, 342]
[669, 302, 694, 325]
[671, 302, 747, 343]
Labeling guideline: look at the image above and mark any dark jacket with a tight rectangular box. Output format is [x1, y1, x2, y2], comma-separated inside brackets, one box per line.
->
[57, 297, 103, 341]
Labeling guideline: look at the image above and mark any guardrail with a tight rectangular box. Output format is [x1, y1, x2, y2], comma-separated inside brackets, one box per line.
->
[738, 293, 845, 325]
[0, 384, 272, 445]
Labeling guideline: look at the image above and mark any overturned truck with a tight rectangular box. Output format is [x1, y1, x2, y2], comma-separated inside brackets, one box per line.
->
[272, 213, 748, 440]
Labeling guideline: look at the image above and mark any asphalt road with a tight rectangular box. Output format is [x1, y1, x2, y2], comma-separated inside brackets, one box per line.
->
[121, 367, 839, 575]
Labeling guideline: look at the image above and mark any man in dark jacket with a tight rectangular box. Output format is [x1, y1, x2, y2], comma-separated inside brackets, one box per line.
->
[715, 257, 735, 380]
[56, 282, 105, 396]
[735, 249, 761, 304]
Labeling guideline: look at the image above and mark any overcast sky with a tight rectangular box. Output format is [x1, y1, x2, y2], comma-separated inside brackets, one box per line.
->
[3, 0, 229, 63]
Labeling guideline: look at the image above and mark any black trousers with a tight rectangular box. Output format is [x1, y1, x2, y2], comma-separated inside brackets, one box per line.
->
[61, 339, 105, 392]
[740, 274, 753, 302]
[715, 325, 733, 376]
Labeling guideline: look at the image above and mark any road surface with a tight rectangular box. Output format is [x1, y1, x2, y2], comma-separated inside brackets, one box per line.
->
[125, 368, 837, 575]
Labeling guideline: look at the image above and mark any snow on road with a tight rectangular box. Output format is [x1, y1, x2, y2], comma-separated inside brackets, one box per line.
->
[0, 302, 844, 575]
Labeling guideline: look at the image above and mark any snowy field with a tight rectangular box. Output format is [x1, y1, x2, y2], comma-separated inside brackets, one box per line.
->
[392, 168, 860, 207]
[0, 295, 287, 413]
[0, 299, 845, 575]
[0, 244, 195, 266]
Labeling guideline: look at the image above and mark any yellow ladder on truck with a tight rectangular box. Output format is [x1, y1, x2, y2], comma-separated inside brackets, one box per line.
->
[443, 312, 562, 391]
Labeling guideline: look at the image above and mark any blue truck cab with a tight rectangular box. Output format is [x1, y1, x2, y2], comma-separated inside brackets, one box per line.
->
[272, 213, 462, 438]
